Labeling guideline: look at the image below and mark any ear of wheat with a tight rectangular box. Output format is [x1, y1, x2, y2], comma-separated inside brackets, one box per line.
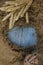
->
[0, 0, 33, 29]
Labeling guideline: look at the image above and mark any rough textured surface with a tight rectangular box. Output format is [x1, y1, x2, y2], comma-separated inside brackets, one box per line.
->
[8, 26, 37, 48]
[0, 0, 43, 65]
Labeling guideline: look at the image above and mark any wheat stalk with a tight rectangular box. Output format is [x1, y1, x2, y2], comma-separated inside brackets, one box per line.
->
[2, 13, 12, 21]
[21, 0, 33, 17]
[9, 12, 14, 29]
[25, 12, 29, 23]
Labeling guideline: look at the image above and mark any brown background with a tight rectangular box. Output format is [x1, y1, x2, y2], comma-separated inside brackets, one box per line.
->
[0, 0, 43, 65]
